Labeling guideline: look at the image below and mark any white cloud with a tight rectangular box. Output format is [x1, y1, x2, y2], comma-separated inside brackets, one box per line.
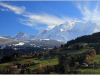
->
[0, 2, 25, 15]
[0, 8, 8, 11]
[0, 2, 77, 30]
[19, 22, 33, 26]
[77, 2, 100, 23]
[21, 13, 77, 29]
[1, 8, 4, 11]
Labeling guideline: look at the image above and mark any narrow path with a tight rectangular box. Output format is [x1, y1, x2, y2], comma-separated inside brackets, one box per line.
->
[46, 60, 49, 63]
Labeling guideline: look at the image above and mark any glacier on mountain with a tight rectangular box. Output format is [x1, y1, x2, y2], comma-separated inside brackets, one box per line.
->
[2, 20, 100, 43]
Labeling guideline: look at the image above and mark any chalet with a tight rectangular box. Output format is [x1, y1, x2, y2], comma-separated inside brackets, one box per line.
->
[17, 69, 21, 71]
[81, 63, 88, 67]
[33, 62, 39, 65]
[10, 65, 17, 68]
[48, 56, 51, 59]
[89, 64, 94, 67]
[34, 62, 38, 64]
[68, 45, 73, 49]
[13, 63, 17, 65]
[13, 63, 21, 66]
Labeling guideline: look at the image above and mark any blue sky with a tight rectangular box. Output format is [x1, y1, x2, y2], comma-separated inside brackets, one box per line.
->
[0, 1, 100, 36]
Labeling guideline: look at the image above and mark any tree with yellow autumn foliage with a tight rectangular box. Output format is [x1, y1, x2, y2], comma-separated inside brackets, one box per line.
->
[85, 55, 93, 64]
[28, 62, 31, 66]
[39, 64, 42, 71]
[34, 51, 36, 54]
[75, 62, 79, 67]
[92, 49, 96, 56]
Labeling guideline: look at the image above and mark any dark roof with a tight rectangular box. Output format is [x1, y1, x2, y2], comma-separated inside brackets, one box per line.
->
[14, 69, 19, 71]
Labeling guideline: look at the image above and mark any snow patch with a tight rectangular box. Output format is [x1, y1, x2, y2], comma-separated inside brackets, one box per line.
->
[13, 42, 24, 46]
[1, 44, 6, 49]
[2, 20, 100, 43]
[0, 37, 8, 39]
[60, 28, 63, 32]
[43, 39, 50, 40]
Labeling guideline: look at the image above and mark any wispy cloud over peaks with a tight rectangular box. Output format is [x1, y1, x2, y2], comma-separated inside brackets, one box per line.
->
[0, 2, 25, 15]
[77, 2, 100, 23]
[0, 2, 78, 30]
[0, 2, 77, 30]
[0, 8, 8, 11]
[21, 13, 77, 29]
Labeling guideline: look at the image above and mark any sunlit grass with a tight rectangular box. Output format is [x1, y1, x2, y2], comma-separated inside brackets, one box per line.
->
[60, 47, 93, 55]
[0, 57, 59, 70]
[77, 68, 100, 74]
[27, 58, 58, 70]
[92, 54, 100, 63]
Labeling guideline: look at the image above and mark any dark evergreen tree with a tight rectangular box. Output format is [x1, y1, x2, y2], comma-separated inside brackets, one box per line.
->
[76, 44, 80, 50]
[61, 44, 63, 48]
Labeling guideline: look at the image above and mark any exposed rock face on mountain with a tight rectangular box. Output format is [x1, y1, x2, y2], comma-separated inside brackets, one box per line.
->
[0, 37, 65, 49]
[0, 37, 18, 45]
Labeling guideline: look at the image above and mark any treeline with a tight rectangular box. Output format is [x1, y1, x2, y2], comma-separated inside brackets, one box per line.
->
[64, 32, 100, 47]
[0, 53, 19, 63]
[36, 50, 96, 74]
[0, 46, 44, 59]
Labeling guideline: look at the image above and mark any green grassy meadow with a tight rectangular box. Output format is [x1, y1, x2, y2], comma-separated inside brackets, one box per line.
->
[0, 42, 98, 73]
[60, 47, 93, 55]
[77, 68, 100, 74]
[0, 57, 59, 70]
[27, 58, 58, 70]
[92, 54, 100, 63]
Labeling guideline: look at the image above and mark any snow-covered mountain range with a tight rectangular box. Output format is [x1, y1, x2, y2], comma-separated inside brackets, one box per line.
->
[2, 20, 100, 43]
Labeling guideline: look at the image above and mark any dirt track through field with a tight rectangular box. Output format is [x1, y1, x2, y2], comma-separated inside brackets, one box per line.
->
[46, 60, 49, 63]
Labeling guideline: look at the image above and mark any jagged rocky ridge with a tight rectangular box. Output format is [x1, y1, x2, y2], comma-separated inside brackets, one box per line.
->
[2, 20, 100, 43]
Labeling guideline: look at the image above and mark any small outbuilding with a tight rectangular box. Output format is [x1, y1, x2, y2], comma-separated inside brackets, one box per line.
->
[81, 63, 88, 67]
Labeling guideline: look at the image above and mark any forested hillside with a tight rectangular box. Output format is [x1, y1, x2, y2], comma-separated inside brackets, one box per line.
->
[64, 32, 100, 47]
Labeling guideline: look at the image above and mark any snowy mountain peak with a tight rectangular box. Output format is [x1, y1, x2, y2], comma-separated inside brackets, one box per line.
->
[87, 20, 95, 23]
[37, 28, 48, 35]
[1, 20, 100, 43]
[76, 20, 82, 22]
[17, 31, 25, 36]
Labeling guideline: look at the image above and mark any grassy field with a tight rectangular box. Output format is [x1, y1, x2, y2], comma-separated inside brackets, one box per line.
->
[92, 54, 100, 63]
[0, 63, 9, 69]
[68, 48, 93, 55]
[76, 68, 100, 74]
[0, 42, 97, 72]
[60, 47, 93, 55]
[76, 51, 100, 74]
[60, 42, 94, 55]
[28, 58, 59, 70]
[0, 57, 59, 70]
[74, 42, 87, 45]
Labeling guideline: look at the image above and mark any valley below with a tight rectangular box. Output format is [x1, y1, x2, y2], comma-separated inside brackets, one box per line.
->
[1, 21, 100, 74]
[0, 31, 100, 74]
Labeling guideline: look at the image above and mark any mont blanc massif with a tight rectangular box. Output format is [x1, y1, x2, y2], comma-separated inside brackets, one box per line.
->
[1, 20, 100, 74]
[0, 20, 100, 51]
[2, 20, 100, 43]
